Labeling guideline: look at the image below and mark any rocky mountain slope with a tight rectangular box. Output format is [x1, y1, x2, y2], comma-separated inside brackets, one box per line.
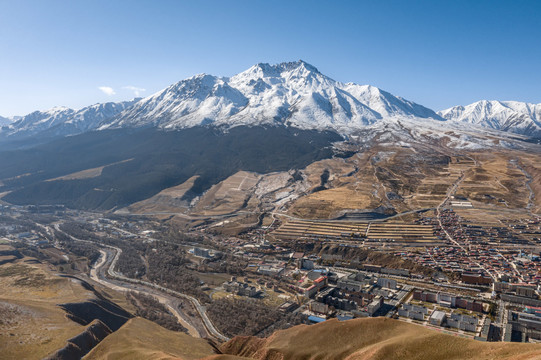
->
[0, 99, 139, 140]
[0, 115, 13, 126]
[3, 61, 539, 145]
[0, 61, 538, 211]
[439, 100, 541, 136]
[101, 60, 443, 133]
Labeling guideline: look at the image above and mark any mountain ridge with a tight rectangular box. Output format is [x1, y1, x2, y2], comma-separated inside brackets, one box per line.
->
[0, 115, 14, 126]
[101, 60, 443, 133]
[212, 317, 541, 360]
[439, 99, 541, 136]
[0, 99, 140, 140]
[2, 61, 539, 144]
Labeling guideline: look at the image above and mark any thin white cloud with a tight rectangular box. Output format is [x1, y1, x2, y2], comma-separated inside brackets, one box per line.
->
[123, 86, 146, 97]
[98, 86, 116, 96]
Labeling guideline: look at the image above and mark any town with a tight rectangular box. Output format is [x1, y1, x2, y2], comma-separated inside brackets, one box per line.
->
[2, 201, 541, 344]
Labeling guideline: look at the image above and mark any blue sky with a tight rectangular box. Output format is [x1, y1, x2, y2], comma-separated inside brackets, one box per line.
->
[0, 0, 540, 116]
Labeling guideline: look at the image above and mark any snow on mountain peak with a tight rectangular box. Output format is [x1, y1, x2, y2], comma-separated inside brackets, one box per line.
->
[101, 60, 441, 133]
[439, 100, 541, 136]
[0, 116, 13, 127]
[1, 99, 140, 139]
[2, 60, 537, 151]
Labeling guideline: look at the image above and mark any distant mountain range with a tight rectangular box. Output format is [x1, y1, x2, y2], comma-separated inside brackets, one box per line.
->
[0, 100, 139, 141]
[0, 115, 16, 126]
[1, 60, 540, 210]
[439, 100, 541, 136]
[1, 60, 539, 141]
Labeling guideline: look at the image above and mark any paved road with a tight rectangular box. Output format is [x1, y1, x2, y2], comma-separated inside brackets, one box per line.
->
[53, 224, 230, 342]
[91, 249, 201, 338]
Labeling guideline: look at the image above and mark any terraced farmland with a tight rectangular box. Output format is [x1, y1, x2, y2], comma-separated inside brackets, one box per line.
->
[272, 220, 443, 247]
[272, 220, 368, 241]
[365, 223, 442, 246]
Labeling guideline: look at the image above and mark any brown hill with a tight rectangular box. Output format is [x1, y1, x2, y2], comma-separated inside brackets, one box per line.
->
[84, 317, 218, 360]
[211, 318, 541, 360]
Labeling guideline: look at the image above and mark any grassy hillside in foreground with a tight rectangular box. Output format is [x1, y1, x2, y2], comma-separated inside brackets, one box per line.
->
[0, 257, 103, 359]
[212, 318, 541, 360]
[84, 317, 218, 360]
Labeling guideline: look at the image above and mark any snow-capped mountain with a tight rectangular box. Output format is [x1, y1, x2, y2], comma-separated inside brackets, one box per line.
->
[101, 60, 443, 133]
[3, 61, 537, 149]
[439, 100, 541, 136]
[5, 106, 75, 134]
[1, 99, 140, 139]
[0, 116, 13, 127]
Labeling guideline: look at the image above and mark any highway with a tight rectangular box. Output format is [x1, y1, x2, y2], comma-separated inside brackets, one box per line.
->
[90, 249, 200, 338]
[53, 224, 230, 342]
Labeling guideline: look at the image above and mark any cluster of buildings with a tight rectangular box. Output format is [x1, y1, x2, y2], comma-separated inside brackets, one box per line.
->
[302, 269, 409, 322]
[310, 288, 384, 318]
[412, 289, 484, 312]
[399, 211, 541, 290]
[3, 230, 49, 247]
[495, 281, 538, 299]
[222, 278, 259, 297]
[255, 262, 285, 277]
[399, 300, 480, 333]
[190, 247, 219, 259]
[208, 211, 541, 343]
[398, 303, 427, 321]
[426, 310, 479, 332]
[297, 273, 328, 298]
[497, 284, 541, 341]
[445, 313, 479, 331]
[507, 309, 541, 341]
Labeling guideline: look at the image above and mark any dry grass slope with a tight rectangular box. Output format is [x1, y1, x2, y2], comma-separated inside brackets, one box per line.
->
[84, 317, 217, 360]
[47, 159, 134, 182]
[128, 175, 200, 214]
[0, 259, 94, 359]
[216, 318, 541, 360]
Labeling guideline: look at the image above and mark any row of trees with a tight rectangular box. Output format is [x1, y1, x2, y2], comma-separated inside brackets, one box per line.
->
[116, 245, 146, 278]
[53, 228, 100, 265]
[207, 298, 303, 338]
[144, 242, 209, 302]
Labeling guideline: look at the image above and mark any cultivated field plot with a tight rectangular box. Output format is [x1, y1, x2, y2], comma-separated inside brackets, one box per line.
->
[289, 155, 379, 219]
[273, 220, 442, 247]
[290, 187, 379, 219]
[193, 171, 261, 215]
[289, 149, 473, 219]
[404, 155, 471, 210]
[272, 220, 368, 241]
[512, 152, 541, 214]
[455, 153, 530, 209]
[453, 207, 530, 224]
[366, 223, 442, 246]
[128, 175, 199, 214]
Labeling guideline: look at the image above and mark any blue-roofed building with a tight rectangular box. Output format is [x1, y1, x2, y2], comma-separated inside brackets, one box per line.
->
[308, 315, 326, 324]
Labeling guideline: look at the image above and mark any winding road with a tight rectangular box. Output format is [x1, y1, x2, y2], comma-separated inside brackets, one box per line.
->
[53, 224, 230, 342]
[90, 249, 200, 337]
